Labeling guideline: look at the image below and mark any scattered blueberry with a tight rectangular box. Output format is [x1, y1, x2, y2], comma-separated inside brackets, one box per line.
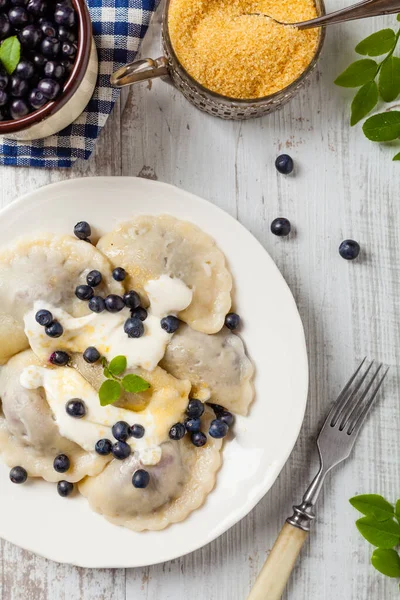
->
[9, 466, 27, 484]
[35, 308, 53, 326]
[112, 421, 131, 442]
[28, 87, 46, 109]
[130, 423, 145, 438]
[74, 221, 91, 240]
[169, 422, 186, 440]
[275, 154, 294, 175]
[95, 438, 112, 456]
[225, 312, 240, 330]
[132, 469, 150, 489]
[219, 410, 234, 427]
[88, 296, 105, 313]
[75, 284, 94, 301]
[105, 294, 125, 313]
[53, 453, 70, 473]
[185, 418, 201, 433]
[65, 398, 86, 418]
[270, 217, 291, 237]
[112, 441, 131, 460]
[45, 320, 63, 338]
[124, 317, 144, 338]
[123, 290, 141, 309]
[83, 346, 100, 364]
[160, 315, 180, 334]
[112, 267, 126, 282]
[50, 350, 69, 366]
[57, 480, 73, 497]
[191, 431, 207, 447]
[131, 306, 147, 321]
[209, 419, 229, 439]
[86, 269, 102, 287]
[37, 77, 60, 99]
[186, 399, 204, 419]
[208, 403, 224, 416]
[339, 239, 360, 261]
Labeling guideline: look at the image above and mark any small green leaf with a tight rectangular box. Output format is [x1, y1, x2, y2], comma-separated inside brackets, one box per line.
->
[371, 548, 400, 578]
[99, 380, 121, 406]
[379, 56, 400, 102]
[395, 499, 400, 519]
[355, 29, 396, 56]
[109, 355, 127, 376]
[397, 13, 400, 21]
[121, 374, 150, 394]
[393, 152, 400, 160]
[356, 516, 400, 548]
[0, 36, 21, 75]
[334, 59, 378, 88]
[350, 81, 378, 126]
[363, 111, 400, 141]
[350, 494, 394, 521]
[103, 367, 112, 379]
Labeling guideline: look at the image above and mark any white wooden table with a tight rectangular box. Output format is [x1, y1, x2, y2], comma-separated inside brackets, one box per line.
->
[1, 4, 399, 598]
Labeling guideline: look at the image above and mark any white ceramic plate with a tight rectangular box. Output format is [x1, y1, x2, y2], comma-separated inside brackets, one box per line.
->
[0, 177, 308, 568]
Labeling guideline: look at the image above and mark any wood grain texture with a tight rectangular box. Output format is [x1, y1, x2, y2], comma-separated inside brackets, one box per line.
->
[1, 3, 400, 599]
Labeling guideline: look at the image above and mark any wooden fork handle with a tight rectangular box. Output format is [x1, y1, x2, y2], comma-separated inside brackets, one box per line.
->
[247, 522, 308, 600]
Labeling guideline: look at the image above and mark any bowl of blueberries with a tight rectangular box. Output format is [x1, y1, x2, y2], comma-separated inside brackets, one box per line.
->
[0, 0, 97, 139]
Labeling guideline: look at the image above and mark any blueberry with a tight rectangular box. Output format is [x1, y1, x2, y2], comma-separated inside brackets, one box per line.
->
[88, 295, 105, 313]
[35, 308, 53, 325]
[58, 24, 75, 42]
[112, 267, 126, 282]
[0, 0, 9, 8]
[0, 13, 10, 38]
[339, 239, 360, 261]
[19, 24, 42, 48]
[132, 469, 150, 489]
[9, 466, 27, 483]
[86, 269, 102, 287]
[0, 90, 8, 106]
[169, 422, 186, 440]
[49, 350, 69, 366]
[186, 399, 204, 419]
[43, 60, 65, 80]
[53, 453, 70, 473]
[65, 398, 86, 418]
[209, 419, 229, 438]
[191, 431, 207, 447]
[124, 317, 144, 338]
[38, 78, 60, 99]
[60, 58, 73, 74]
[112, 421, 131, 442]
[41, 36, 60, 58]
[219, 410, 234, 427]
[74, 221, 91, 239]
[75, 284, 94, 301]
[130, 423, 145, 438]
[275, 154, 294, 175]
[83, 346, 100, 364]
[185, 417, 201, 433]
[160, 316, 180, 334]
[29, 87, 47, 109]
[45, 320, 63, 337]
[54, 4, 75, 27]
[0, 70, 9, 89]
[40, 20, 56, 37]
[225, 312, 240, 330]
[27, 0, 47, 15]
[105, 294, 125, 313]
[270, 217, 291, 237]
[10, 0, 28, 5]
[208, 403, 224, 416]
[131, 306, 147, 321]
[112, 441, 131, 460]
[95, 438, 112, 455]
[61, 41, 76, 58]
[123, 290, 140, 309]
[11, 76, 29, 97]
[16, 59, 35, 79]
[57, 480, 73, 497]
[30, 52, 46, 70]
[8, 6, 29, 27]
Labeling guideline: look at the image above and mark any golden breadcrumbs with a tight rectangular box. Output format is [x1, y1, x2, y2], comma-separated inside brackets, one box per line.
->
[168, 0, 320, 99]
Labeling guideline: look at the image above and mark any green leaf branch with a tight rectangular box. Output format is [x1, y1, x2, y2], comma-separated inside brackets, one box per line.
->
[335, 16, 400, 159]
[99, 355, 150, 406]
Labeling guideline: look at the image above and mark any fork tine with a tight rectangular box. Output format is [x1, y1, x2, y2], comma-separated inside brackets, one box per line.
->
[328, 357, 368, 427]
[337, 362, 382, 430]
[347, 366, 390, 435]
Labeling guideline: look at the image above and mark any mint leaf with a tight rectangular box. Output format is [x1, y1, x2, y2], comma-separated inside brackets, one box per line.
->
[355, 29, 396, 56]
[356, 516, 400, 548]
[396, 499, 400, 520]
[99, 379, 121, 406]
[379, 56, 400, 102]
[103, 367, 112, 378]
[335, 59, 378, 88]
[121, 374, 150, 393]
[350, 81, 378, 126]
[393, 152, 400, 160]
[371, 548, 400, 578]
[363, 111, 400, 141]
[0, 36, 21, 75]
[109, 355, 127, 376]
[350, 494, 394, 521]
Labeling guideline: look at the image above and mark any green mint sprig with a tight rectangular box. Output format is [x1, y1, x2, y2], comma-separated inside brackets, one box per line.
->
[350, 494, 400, 580]
[0, 36, 20, 75]
[99, 355, 150, 406]
[335, 16, 400, 160]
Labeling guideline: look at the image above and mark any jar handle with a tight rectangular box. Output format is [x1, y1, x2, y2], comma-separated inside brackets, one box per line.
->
[111, 57, 169, 87]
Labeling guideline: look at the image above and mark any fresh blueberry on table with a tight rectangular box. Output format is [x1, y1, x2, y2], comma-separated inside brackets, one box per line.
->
[132, 469, 150, 489]
[185, 418, 201, 433]
[88, 295, 105, 313]
[124, 317, 144, 338]
[83, 346, 100, 364]
[169, 422, 186, 440]
[105, 294, 125, 313]
[45, 320, 63, 338]
[209, 419, 229, 439]
[65, 398, 86, 418]
[35, 308, 52, 326]
[186, 399, 204, 419]
[75, 284, 94, 301]
[49, 350, 69, 366]
[112, 421, 131, 442]
[275, 154, 294, 175]
[86, 269, 102, 287]
[339, 239, 360, 261]
[123, 290, 141, 309]
[57, 480, 73, 497]
[191, 431, 207, 447]
[270, 217, 291, 237]
[9, 465, 27, 484]
[218, 410, 234, 427]
[112, 267, 126, 282]
[225, 312, 240, 330]
[74, 221, 91, 240]
[95, 438, 112, 456]
[130, 306, 147, 321]
[160, 315, 180, 334]
[53, 453, 70, 473]
[130, 423, 145, 438]
[112, 441, 131, 460]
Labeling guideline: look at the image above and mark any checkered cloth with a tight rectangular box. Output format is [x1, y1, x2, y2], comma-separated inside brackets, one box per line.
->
[0, 0, 157, 168]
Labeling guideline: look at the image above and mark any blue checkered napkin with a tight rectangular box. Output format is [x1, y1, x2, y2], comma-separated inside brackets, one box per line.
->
[0, 0, 157, 168]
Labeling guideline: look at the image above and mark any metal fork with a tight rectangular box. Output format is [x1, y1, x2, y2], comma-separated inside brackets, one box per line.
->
[247, 359, 389, 600]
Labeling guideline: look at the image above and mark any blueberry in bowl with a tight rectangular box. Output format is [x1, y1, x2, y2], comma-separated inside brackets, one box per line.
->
[0, 0, 97, 140]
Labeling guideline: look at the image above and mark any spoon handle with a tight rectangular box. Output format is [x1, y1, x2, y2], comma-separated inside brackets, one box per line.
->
[295, 0, 400, 29]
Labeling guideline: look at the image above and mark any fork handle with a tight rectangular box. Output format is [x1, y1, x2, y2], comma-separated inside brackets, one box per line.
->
[247, 523, 308, 600]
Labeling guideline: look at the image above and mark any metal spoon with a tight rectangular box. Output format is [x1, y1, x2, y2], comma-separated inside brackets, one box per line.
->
[248, 0, 400, 30]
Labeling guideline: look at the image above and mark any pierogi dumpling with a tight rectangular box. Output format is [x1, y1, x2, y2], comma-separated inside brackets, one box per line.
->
[160, 324, 254, 416]
[79, 408, 222, 531]
[97, 215, 232, 334]
[0, 350, 108, 482]
[0, 234, 124, 364]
